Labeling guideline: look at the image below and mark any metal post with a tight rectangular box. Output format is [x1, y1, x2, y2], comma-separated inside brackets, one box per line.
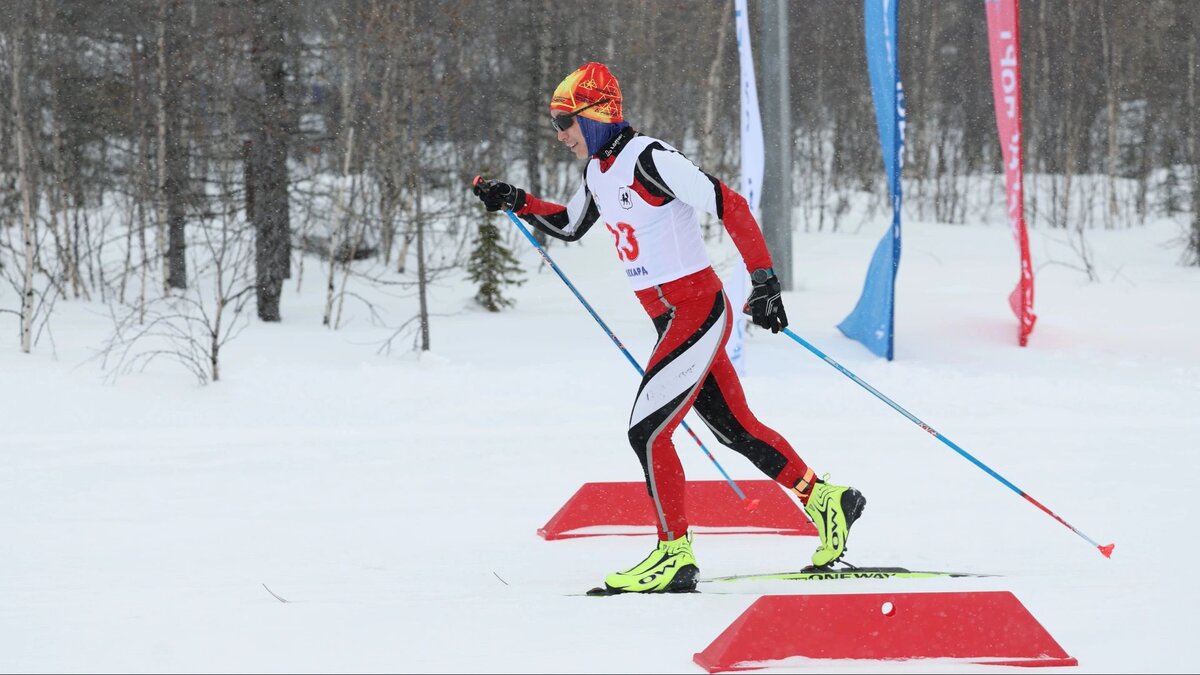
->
[759, 0, 793, 290]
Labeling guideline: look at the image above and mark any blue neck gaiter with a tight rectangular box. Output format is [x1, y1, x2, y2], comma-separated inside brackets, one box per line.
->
[577, 117, 631, 156]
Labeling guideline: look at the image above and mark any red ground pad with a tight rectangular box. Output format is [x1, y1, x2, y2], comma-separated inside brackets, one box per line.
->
[693, 591, 1077, 672]
[537, 480, 816, 540]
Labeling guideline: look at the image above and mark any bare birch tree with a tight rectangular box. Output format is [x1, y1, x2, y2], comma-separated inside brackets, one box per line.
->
[9, 17, 37, 353]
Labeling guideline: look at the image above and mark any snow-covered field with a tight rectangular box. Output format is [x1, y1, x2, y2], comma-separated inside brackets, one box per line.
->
[2, 211, 1197, 673]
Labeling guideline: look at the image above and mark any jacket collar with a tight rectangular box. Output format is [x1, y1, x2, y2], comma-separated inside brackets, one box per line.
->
[595, 127, 638, 162]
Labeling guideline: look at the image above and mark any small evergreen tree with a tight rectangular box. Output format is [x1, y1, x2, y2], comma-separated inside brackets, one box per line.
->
[467, 220, 525, 311]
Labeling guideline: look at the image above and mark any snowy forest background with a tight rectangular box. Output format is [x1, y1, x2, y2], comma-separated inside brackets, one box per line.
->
[1, 0, 1198, 378]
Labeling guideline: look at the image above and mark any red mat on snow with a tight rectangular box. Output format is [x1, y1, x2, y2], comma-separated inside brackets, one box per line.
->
[693, 591, 1077, 672]
[537, 480, 816, 540]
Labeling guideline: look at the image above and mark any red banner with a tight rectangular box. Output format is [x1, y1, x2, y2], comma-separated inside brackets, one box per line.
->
[985, 0, 1036, 346]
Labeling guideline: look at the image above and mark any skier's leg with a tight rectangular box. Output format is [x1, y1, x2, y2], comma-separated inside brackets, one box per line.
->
[691, 342, 818, 496]
[690, 330, 866, 566]
[605, 292, 729, 594]
[626, 291, 731, 541]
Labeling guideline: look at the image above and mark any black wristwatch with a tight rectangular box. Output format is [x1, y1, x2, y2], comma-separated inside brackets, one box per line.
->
[750, 267, 775, 284]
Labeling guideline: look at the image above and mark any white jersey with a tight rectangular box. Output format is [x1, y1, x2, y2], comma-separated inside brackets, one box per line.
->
[585, 136, 712, 291]
[516, 129, 774, 293]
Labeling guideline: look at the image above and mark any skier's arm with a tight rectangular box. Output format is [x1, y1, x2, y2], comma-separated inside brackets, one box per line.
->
[632, 145, 773, 273]
[515, 177, 601, 243]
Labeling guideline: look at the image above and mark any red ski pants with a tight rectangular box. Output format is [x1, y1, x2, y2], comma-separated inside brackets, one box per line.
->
[630, 267, 812, 541]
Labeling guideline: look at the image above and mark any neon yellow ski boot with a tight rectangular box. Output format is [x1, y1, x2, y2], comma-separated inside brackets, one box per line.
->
[599, 532, 699, 594]
[804, 476, 867, 567]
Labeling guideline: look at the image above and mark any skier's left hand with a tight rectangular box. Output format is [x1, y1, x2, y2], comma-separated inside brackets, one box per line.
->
[744, 273, 788, 333]
[472, 176, 527, 213]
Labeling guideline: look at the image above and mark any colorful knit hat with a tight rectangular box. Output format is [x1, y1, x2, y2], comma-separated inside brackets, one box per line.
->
[550, 62, 623, 124]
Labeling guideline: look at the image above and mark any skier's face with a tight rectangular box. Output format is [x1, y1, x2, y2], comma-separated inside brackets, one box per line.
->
[551, 111, 589, 160]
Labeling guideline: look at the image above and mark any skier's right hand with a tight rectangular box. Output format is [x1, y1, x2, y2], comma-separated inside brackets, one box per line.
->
[472, 176, 526, 213]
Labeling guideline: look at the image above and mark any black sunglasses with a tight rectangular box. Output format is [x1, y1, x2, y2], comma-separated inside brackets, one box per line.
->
[550, 98, 608, 132]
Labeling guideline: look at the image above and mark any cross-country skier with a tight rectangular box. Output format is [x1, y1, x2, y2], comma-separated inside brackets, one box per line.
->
[472, 62, 866, 594]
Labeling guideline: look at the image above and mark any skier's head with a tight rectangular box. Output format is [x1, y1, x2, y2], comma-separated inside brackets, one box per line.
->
[550, 62, 630, 159]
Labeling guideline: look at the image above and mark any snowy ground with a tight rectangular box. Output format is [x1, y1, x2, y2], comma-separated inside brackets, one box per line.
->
[2, 213, 1198, 673]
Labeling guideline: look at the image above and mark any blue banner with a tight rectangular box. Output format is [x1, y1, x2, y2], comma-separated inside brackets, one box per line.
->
[839, 0, 905, 360]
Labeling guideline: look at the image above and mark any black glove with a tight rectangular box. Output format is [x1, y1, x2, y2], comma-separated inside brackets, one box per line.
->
[472, 177, 526, 213]
[744, 271, 788, 333]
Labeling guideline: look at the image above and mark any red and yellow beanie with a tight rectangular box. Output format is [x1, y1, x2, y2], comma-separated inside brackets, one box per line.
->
[550, 62, 623, 123]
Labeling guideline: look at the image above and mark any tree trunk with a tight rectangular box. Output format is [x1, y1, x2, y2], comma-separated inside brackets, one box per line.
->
[324, 127, 355, 327]
[413, 171, 430, 351]
[137, 37, 153, 324]
[912, 0, 941, 218]
[1059, 0, 1083, 230]
[249, 0, 292, 322]
[119, 34, 141, 305]
[523, 0, 551, 246]
[1137, 101, 1154, 225]
[323, 11, 352, 327]
[1028, 0, 1051, 227]
[1189, 28, 1200, 265]
[699, 1, 730, 183]
[45, 14, 84, 302]
[11, 22, 37, 353]
[376, 59, 397, 266]
[1099, 3, 1119, 230]
[158, 0, 188, 291]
